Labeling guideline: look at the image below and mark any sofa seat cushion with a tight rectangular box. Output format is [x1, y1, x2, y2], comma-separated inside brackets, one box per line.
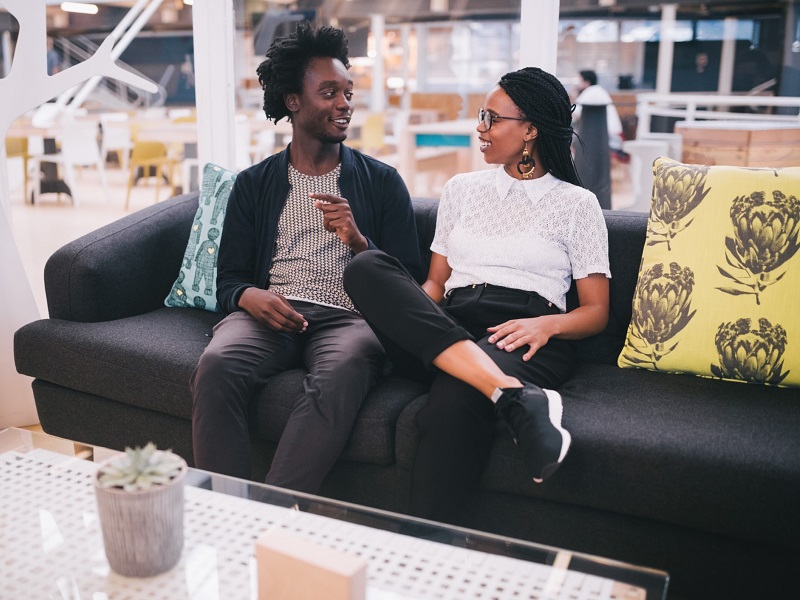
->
[252, 372, 429, 466]
[15, 308, 221, 419]
[395, 363, 800, 551]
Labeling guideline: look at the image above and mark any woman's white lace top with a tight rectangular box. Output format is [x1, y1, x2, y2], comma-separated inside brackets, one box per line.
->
[431, 167, 610, 312]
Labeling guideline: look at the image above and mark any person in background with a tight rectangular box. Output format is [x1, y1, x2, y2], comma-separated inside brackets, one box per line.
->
[191, 22, 421, 494]
[572, 69, 624, 152]
[46, 37, 61, 75]
[343, 66, 610, 521]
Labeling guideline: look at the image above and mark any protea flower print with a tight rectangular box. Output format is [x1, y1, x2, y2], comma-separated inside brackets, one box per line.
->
[624, 262, 697, 368]
[648, 162, 710, 250]
[717, 190, 800, 305]
[711, 318, 789, 384]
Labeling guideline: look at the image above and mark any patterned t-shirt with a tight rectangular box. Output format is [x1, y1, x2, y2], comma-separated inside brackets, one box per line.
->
[431, 167, 610, 312]
[268, 163, 355, 311]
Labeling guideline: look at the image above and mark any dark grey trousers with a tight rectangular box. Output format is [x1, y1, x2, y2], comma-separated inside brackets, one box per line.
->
[190, 300, 384, 494]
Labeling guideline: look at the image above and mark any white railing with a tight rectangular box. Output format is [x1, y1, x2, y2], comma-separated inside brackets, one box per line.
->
[635, 93, 800, 137]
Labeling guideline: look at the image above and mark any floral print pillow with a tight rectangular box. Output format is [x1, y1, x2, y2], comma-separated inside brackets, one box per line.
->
[618, 158, 800, 387]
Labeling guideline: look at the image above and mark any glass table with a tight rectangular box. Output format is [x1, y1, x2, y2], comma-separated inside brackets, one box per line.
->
[0, 427, 669, 599]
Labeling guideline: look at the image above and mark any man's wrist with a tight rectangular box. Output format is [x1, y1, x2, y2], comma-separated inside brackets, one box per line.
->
[351, 234, 369, 254]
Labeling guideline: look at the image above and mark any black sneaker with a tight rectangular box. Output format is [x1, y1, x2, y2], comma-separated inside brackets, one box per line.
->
[494, 385, 571, 483]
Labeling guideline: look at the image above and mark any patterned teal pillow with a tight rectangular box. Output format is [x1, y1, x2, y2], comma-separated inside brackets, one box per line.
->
[164, 163, 237, 312]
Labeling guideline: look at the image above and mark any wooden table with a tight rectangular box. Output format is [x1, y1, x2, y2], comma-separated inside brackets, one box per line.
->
[676, 120, 800, 168]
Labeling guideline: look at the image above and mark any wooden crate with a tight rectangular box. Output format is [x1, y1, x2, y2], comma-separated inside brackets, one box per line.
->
[677, 122, 800, 168]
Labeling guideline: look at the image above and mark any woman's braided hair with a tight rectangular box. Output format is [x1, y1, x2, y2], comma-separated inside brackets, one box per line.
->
[256, 22, 350, 124]
[498, 67, 582, 186]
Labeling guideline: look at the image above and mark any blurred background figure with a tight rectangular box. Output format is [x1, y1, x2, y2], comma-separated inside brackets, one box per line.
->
[46, 37, 61, 75]
[572, 69, 623, 152]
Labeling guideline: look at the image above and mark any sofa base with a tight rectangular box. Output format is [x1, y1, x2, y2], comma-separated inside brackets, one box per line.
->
[32, 378, 797, 600]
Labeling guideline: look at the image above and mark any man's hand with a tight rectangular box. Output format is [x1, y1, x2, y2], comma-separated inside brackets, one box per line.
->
[486, 316, 557, 362]
[310, 193, 368, 253]
[238, 288, 307, 332]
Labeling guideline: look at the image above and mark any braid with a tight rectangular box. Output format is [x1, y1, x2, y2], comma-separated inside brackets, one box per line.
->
[499, 67, 582, 187]
[256, 22, 350, 124]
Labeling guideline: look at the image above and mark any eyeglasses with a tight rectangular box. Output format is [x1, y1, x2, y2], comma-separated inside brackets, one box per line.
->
[478, 108, 526, 131]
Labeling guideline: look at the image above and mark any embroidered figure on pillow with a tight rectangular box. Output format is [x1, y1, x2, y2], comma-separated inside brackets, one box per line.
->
[166, 271, 190, 307]
[211, 180, 232, 225]
[183, 207, 204, 269]
[193, 227, 220, 295]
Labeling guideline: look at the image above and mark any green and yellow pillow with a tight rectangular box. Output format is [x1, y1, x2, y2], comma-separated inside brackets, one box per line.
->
[619, 158, 800, 387]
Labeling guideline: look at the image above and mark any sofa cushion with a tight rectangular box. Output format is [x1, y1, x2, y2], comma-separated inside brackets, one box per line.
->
[165, 164, 237, 312]
[15, 308, 222, 419]
[395, 362, 800, 551]
[619, 159, 800, 386]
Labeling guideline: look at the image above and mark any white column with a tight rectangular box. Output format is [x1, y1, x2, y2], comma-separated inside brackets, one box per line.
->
[400, 24, 411, 111]
[656, 4, 677, 94]
[2, 31, 12, 77]
[192, 0, 237, 174]
[519, 0, 559, 73]
[718, 17, 737, 94]
[370, 13, 385, 114]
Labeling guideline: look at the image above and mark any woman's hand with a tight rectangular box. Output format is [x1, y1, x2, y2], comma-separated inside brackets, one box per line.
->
[486, 274, 609, 361]
[487, 316, 557, 361]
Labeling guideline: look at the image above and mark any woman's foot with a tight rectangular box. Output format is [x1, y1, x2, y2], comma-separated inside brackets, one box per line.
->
[494, 384, 571, 482]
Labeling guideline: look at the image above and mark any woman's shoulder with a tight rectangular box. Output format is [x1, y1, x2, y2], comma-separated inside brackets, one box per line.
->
[443, 168, 496, 192]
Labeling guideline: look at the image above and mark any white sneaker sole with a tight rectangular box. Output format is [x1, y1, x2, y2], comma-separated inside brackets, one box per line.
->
[533, 389, 572, 483]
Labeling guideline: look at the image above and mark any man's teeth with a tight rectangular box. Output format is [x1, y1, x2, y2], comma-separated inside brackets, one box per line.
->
[334, 119, 348, 124]
[480, 140, 491, 149]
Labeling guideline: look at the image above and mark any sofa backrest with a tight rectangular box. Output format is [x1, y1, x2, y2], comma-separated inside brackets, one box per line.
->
[409, 198, 648, 366]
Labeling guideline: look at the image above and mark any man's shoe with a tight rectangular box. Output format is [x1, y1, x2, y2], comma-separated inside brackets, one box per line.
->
[494, 385, 571, 483]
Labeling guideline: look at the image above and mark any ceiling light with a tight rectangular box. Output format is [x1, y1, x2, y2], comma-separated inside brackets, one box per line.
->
[61, 3, 99, 14]
[184, 0, 193, 5]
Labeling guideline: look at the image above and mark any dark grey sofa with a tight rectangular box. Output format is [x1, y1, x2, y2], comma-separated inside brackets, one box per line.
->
[14, 192, 800, 600]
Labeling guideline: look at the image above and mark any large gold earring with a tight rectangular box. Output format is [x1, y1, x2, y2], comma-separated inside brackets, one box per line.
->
[516, 142, 535, 179]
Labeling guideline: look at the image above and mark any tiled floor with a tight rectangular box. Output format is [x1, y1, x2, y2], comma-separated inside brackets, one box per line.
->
[8, 158, 634, 319]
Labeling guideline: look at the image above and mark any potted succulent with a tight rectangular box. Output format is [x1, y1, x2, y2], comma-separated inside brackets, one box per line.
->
[93, 443, 188, 577]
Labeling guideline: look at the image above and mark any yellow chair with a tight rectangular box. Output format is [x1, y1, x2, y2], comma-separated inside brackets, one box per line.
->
[350, 113, 386, 156]
[125, 141, 177, 209]
[6, 136, 32, 202]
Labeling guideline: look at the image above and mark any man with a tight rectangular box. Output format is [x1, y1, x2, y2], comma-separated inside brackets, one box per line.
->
[191, 23, 421, 494]
[572, 69, 624, 152]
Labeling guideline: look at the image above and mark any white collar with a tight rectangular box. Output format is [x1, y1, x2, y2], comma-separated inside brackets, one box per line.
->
[494, 166, 560, 203]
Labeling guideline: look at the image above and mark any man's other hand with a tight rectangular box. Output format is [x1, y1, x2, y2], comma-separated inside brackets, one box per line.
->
[238, 288, 307, 332]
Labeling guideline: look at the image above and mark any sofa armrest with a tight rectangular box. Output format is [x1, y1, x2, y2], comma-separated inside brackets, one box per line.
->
[45, 193, 200, 322]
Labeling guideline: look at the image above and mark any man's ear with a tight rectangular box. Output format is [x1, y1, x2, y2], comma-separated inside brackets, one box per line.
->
[284, 93, 299, 113]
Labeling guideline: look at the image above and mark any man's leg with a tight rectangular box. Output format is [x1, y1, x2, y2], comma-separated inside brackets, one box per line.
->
[265, 304, 384, 494]
[191, 311, 302, 479]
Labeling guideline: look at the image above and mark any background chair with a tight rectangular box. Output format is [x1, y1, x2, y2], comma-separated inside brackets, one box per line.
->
[30, 117, 108, 206]
[5, 136, 32, 203]
[99, 112, 133, 170]
[126, 140, 177, 209]
[349, 113, 386, 156]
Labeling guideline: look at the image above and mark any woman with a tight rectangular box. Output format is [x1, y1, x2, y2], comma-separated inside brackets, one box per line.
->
[343, 66, 610, 521]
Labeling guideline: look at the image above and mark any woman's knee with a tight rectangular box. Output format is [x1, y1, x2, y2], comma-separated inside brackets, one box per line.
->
[344, 250, 380, 289]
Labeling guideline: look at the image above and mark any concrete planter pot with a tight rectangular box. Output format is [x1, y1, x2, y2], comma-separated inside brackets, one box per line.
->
[93, 457, 188, 577]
